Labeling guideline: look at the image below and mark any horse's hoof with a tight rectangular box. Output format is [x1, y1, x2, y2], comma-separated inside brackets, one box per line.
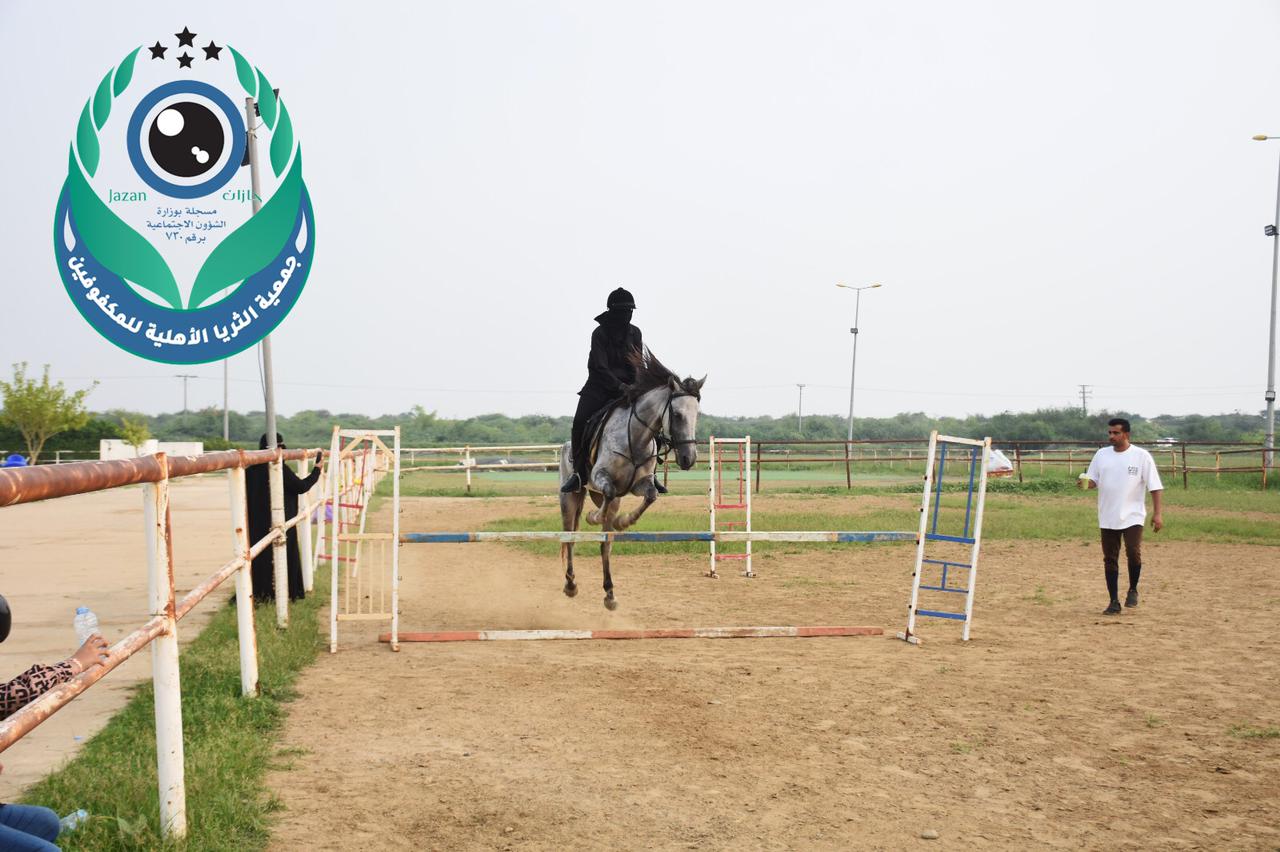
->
[564, 583, 577, 598]
[604, 596, 618, 611]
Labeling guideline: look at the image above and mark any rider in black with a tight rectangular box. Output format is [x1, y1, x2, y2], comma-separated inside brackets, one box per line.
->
[561, 287, 665, 494]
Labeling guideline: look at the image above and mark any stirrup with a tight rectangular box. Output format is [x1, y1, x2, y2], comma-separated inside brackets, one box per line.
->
[560, 473, 583, 493]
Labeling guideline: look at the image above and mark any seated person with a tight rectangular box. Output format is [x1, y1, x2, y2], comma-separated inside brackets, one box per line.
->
[0, 595, 110, 851]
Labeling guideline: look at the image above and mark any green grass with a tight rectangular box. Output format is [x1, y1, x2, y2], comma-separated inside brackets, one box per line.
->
[21, 593, 326, 851]
[1227, 723, 1280, 740]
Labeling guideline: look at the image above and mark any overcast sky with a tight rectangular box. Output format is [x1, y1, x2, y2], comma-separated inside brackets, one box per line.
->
[2, 1, 1278, 421]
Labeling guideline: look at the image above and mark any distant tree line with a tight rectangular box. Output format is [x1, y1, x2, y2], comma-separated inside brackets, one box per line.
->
[1, 404, 1267, 455]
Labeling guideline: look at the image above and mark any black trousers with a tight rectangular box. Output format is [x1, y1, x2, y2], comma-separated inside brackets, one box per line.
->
[570, 389, 612, 479]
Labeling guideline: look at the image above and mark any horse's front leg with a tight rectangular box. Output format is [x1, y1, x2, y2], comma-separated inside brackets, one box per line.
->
[560, 488, 585, 598]
[600, 497, 621, 610]
[614, 482, 658, 531]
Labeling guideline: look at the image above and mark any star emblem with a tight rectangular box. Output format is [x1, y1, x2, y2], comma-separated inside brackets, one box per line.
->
[175, 27, 196, 47]
[202, 41, 222, 60]
[148, 41, 167, 60]
[177, 52, 194, 69]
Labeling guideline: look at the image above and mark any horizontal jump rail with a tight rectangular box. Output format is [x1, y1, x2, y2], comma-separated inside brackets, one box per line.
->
[380, 625, 883, 643]
[400, 530, 914, 544]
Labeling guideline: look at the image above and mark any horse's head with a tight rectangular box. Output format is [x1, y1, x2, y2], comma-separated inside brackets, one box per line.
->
[667, 375, 705, 470]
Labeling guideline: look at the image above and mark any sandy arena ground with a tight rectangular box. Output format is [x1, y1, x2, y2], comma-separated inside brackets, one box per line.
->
[0, 476, 242, 798]
[267, 494, 1280, 850]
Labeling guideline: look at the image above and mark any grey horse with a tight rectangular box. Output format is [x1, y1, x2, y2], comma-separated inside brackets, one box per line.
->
[559, 352, 705, 610]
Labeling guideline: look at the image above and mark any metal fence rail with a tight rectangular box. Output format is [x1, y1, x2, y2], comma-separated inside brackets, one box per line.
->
[0, 442, 379, 838]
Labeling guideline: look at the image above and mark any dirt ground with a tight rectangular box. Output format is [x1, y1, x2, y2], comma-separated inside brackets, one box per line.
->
[0, 477, 240, 798]
[267, 493, 1280, 851]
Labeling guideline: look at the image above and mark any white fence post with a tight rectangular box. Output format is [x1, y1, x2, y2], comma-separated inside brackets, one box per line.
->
[144, 454, 187, 838]
[391, 427, 401, 651]
[228, 463, 259, 697]
[298, 455, 315, 594]
[329, 427, 342, 653]
[270, 447, 289, 629]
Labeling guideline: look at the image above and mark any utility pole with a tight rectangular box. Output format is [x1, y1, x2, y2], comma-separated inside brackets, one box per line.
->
[245, 93, 288, 629]
[1078, 384, 1091, 417]
[796, 384, 806, 435]
[175, 374, 197, 412]
[223, 362, 229, 441]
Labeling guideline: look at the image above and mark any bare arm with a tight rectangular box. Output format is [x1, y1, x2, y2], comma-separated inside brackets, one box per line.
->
[1150, 489, 1163, 532]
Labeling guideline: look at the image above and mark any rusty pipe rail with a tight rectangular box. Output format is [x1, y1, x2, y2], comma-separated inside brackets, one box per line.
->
[173, 487, 332, 622]
[0, 452, 332, 746]
[0, 448, 322, 508]
[0, 615, 169, 751]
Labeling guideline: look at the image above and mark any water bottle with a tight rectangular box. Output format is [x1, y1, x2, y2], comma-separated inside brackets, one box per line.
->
[73, 607, 99, 645]
[59, 808, 88, 832]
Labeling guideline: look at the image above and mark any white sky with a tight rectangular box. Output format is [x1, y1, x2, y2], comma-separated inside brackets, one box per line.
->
[2, 1, 1278, 420]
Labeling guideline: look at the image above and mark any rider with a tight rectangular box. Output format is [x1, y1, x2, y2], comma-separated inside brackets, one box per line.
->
[561, 287, 666, 494]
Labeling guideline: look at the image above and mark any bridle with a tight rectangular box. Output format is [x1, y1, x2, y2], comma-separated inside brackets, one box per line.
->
[610, 386, 700, 494]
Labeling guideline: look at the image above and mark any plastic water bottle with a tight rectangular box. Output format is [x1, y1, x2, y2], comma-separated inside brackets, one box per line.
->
[59, 808, 88, 832]
[73, 607, 99, 644]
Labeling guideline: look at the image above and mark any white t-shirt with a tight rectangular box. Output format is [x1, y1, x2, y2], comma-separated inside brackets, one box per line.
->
[1084, 445, 1163, 529]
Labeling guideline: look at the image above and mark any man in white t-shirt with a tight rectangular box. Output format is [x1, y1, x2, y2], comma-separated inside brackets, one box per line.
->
[1080, 418, 1164, 614]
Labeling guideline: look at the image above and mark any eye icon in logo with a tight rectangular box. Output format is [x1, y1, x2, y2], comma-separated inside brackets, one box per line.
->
[126, 80, 246, 199]
[53, 30, 315, 364]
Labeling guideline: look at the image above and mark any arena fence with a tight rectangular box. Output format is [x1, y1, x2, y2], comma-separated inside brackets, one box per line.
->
[0, 439, 378, 839]
[396, 438, 1271, 492]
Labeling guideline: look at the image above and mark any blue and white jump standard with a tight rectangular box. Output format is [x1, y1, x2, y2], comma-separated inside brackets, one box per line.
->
[897, 432, 992, 644]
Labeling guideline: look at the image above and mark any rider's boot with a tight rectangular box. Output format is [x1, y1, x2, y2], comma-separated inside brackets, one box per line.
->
[560, 472, 583, 493]
[652, 476, 668, 494]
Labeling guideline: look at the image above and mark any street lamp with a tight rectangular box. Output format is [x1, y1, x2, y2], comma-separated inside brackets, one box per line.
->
[835, 283, 883, 442]
[1253, 135, 1279, 469]
[796, 384, 806, 435]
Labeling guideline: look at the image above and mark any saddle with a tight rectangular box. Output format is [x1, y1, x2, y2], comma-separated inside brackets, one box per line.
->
[583, 396, 627, 469]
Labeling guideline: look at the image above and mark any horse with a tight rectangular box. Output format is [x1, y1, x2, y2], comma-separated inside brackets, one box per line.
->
[559, 351, 705, 610]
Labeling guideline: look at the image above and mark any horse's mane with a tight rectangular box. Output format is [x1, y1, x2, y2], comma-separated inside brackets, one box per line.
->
[624, 348, 702, 403]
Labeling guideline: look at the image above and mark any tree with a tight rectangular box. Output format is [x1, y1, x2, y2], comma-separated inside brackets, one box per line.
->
[0, 363, 96, 464]
[119, 416, 152, 456]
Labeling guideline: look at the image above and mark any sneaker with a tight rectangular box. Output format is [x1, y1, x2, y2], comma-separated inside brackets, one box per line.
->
[559, 473, 582, 494]
[1124, 589, 1139, 608]
[1103, 600, 1122, 615]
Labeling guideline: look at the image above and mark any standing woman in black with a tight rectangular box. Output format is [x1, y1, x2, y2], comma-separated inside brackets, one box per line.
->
[560, 287, 656, 493]
[246, 433, 324, 601]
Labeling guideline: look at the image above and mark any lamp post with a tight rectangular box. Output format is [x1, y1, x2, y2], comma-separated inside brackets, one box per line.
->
[836, 283, 883, 442]
[796, 384, 806, 435]
[1253, 135, 1279, 470]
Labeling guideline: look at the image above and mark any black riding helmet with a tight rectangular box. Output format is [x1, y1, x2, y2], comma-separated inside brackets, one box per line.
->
[594, 287, 636, 322]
